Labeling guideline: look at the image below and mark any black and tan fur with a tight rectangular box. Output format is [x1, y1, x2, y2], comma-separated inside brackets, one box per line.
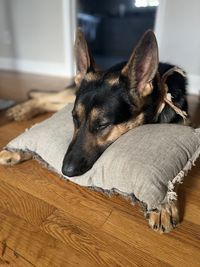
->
[0, 29, 189, 233]
[62, 30, 189, 177]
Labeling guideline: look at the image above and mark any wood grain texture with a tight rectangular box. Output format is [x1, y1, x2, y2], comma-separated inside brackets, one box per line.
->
[0, 71, 200, 266]
[102, 209, 200, 266]
[0, 242, 33, 267]
[0, 179, 55, 226]
[0, 207, 95, 267]
[40, 209, 168, 267]
[0, 161, 112, 228]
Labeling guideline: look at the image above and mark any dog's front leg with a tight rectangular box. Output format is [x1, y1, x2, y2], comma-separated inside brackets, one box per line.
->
[0, 150, 32, 165]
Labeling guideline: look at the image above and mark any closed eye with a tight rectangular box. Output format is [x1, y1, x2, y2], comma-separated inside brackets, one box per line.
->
[95, 122, 111, 132]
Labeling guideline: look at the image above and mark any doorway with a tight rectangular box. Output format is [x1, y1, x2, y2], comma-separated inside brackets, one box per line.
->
[77, 0, 159, 69]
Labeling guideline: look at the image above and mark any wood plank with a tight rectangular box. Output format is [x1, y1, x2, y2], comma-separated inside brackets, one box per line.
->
[102, 208, 200, 267]
[182, 158, 200, 190]
[0, 180, 55, 226]
[0, 242, 33, 267]
[180, 201, 200, 225]
[40, 209, 169, 267]
[0, 162, 112, 228]
[0, 207, 95, 267]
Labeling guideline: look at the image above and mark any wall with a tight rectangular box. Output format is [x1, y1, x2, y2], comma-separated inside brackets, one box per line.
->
[0, 0, 13, 58]
[0, 0, 76, 77]
[155, 0, 200, 94]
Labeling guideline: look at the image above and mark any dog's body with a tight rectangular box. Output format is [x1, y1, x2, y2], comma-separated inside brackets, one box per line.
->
[0, 30, 190, 233]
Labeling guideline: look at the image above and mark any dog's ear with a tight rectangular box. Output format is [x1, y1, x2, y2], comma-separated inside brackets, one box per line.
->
[74, 29, 97, 87]
[121, 30, 159, 98]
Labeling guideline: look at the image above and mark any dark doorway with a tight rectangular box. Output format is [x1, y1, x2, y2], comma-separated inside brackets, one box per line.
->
[77, 0, 158, 69]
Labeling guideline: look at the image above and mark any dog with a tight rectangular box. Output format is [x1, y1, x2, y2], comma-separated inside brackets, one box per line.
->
[62, 30, 189, 177]
[0, 29, 190, 233]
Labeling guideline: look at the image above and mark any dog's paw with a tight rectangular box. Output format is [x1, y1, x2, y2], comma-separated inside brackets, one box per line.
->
[6, 99, 41, 121]
[0, 150, 21, 165]
[147, 202, 179, 233]
[0, 150, 32, 165]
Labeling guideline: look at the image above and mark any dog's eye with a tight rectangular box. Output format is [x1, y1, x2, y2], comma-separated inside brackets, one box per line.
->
[96, 123, 110, 131]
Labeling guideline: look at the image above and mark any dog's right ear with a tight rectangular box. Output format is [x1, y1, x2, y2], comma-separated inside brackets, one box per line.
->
[121, 30, 159, 98]
[74, 29, 96, 87]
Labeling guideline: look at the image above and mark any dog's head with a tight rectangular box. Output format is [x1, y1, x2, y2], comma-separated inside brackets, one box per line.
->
[62, 29, 159, 177]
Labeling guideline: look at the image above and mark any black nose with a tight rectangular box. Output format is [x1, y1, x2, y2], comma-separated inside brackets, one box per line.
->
[62, 163, 81, 177]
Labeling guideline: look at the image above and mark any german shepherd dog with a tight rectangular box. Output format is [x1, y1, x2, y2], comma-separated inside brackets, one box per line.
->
[0, 30, 189, 233]
[62, 30, 188, 178]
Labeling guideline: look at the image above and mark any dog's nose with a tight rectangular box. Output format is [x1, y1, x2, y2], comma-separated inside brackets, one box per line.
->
[62, 163, 78, 177]
[62, 151, 90, 177]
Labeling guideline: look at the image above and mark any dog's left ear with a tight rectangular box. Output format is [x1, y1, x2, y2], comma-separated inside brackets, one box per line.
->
[74, 29, 97, 87]
[121, 30, 159, 98]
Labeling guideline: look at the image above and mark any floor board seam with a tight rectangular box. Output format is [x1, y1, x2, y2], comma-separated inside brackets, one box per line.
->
[0, 241, 36, 267]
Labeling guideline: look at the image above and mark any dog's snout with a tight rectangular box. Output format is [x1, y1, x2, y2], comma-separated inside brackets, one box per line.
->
[62, 162, 78, 177]
[62, 151, 89, 177]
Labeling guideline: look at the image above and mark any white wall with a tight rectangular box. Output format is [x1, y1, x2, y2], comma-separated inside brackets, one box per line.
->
[0, 0, 14, 58]
[155, 0, 200, 94]
[0, 0, 76, 77]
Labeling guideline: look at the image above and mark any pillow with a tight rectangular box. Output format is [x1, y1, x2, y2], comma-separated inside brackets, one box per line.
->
[5, 104, 200, 210]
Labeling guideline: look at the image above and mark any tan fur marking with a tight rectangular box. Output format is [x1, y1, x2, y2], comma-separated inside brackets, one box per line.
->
[85, 72, 99, 82]
[71, 104, 84, 143]
[148, 211, 160, 231]
[75, 72, 101, 87]
[90, 108, 101, 122]
[75, 73, 83, 87]
[142, 82, 153, 97]
[75, 103, 85, 121]
[160, 207, 173, 233]
[82, 112, 144, 154]
[106, 77, 119, 86]
[97, 113, 144, 145]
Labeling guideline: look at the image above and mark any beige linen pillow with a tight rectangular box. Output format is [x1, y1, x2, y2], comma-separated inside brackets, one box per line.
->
[5, 104, 200, 210]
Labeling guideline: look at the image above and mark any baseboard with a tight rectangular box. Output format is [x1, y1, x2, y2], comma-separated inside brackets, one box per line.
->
[0, 57, 73, 77]
[188, 74, 200, 95]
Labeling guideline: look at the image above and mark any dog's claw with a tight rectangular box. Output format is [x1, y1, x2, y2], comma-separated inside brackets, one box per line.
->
[153, 224, 158, 230]
[161, 226, 165, 233]
[172, 218, 178, 228]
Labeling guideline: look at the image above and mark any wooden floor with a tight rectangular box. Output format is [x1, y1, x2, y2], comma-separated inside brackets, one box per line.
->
[0, 70, 72, 102]
[0, 71, 200, 266]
